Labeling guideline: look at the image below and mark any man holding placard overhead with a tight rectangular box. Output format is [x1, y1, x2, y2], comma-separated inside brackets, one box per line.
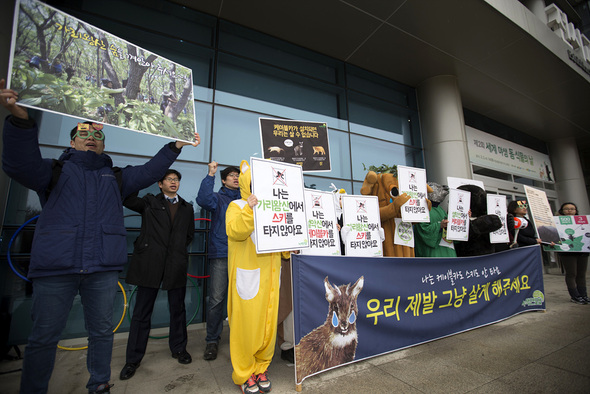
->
[1, 79, 200, 394]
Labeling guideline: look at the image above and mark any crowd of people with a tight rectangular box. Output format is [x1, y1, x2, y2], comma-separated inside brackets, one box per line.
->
[1, 77, 588, 394]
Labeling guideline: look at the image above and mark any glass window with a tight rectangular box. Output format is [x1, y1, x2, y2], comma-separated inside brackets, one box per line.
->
[472, 165, 513, 181]
[350, 134, 424, 182]
[304, 128, 351, 179]
[302, 176, 352, 195]
[348, 91, 419, 147]
[111, 155, 208, 215]
[514, 176, 534, 186]
[219, 21, 345, 85]
[211, 106, 267, 164]
[346, 64, 414, 108]
[34, 106, 209, 164]
[3, 182, 43, 226]
[57, 0, 216, 49]
[216, 54, 346, 121]
[213, 91, 348, 131]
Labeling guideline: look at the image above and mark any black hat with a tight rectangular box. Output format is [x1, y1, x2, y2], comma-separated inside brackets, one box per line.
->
[220, 166, 239, 180]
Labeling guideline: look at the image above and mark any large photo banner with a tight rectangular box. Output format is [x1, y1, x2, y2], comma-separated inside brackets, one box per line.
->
[292, 246, 545, 385]
[8, 0, 196, 142]
[250, 157, 309, 253]
[260, 118, 331, 172]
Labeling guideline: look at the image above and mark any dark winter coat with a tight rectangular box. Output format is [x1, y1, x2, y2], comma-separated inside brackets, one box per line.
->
[2, 116, 181, 279]
[124, 193, 194, 289]
[196, 175, 241, 259]
[454, 184, 503, 257]
[516, 217, 538, 246]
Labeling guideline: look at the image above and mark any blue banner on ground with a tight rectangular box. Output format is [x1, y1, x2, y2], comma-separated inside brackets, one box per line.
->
[292, 245, 545, 384]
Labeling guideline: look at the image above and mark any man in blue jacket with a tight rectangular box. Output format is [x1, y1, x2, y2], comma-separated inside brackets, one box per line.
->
[196, 161, 240, 360]
[0, 79, 199, 394]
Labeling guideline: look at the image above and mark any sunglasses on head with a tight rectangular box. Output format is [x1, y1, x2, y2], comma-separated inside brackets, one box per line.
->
[73, 123, 105, 140]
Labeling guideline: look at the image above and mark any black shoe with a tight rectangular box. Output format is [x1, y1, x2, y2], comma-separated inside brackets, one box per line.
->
[119, 362, 140, 380]
[172, 350, 192, 364]
[203, 342, 218, 360]
[571, 296, 587, 304]
[281, 348, 294, 363]
[89, 383, 113, 394]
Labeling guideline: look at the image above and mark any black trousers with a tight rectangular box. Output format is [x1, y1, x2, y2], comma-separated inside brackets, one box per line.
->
[125, 286, 187, 364]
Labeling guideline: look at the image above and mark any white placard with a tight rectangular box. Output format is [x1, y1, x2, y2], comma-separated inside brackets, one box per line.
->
[487, 194, 509, 243]
[393, 218, 415, 248]
[398, 165, 429, 223]
[341, 195, 383, 257]
[447, 176, 485, 191]
[251, 157, 309, 253]
[447, 188, 471, 241]
[301, 189, 341, 256]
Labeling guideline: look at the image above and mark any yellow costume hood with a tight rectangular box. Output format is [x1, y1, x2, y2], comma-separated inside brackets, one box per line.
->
[239, 160, 251, 201]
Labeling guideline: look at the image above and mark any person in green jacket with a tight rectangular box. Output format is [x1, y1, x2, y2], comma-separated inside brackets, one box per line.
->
[414, 182, 457, 258]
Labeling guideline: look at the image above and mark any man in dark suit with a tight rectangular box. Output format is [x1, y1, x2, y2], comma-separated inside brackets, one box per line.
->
[120, 169, 195, 380]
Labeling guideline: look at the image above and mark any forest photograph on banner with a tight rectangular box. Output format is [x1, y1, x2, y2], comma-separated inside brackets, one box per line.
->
[8, 0, 196, 142]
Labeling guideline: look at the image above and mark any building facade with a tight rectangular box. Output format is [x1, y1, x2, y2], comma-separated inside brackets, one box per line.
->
[0, 0, 588, 342]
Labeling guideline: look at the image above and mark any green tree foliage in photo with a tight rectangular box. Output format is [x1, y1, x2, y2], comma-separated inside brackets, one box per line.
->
[10, 0, 195, 141]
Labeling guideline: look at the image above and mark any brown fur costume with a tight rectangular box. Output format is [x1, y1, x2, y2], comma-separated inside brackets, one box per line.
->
[360, 171, 432, 257]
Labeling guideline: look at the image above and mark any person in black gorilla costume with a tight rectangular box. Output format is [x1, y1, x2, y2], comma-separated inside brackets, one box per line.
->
[454, 184, 503, 257]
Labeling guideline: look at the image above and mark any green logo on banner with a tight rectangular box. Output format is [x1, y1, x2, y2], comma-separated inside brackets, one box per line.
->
[559, 216, 573, 225]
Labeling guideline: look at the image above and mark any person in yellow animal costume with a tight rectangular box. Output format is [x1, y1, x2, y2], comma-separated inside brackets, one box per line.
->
[360, 170, 432, 257]
[226, 160, 290, 394]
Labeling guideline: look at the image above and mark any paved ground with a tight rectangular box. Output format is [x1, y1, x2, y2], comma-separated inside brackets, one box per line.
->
[1, 267, 589, 393]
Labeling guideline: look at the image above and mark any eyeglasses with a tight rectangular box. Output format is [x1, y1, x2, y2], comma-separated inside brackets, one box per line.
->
[73, 123, 105, 140]
[562, 208, 576, 211]
[516, 201, 528, 209]
[164, 177, 180, 183]
[226, 173, 239, 178]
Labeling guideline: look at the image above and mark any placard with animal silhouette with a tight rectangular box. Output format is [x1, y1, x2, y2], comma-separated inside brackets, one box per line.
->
[398, 165, 429, 223]
[259, 118, 331, 172]
[250, 157, 310, 253]
[447, 188, 471, 241]
[341, 194, 383, 257]
[487, 194, 510, 243]
[301, 189, 341, 256]
[292, 246, 545, 385]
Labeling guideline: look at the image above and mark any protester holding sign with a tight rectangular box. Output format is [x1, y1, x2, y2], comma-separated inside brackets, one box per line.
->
[507, 200, 541, 247]
[226, 160, 291, 394]
[414, 183, 456, 257]
[1, 78, 200, 394]
[197, 161, 241, 360]
[555, 203, 589, 304]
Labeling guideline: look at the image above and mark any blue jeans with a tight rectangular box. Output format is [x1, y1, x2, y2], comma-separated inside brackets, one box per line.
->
[20, 271, 119, 393]
[205, 258, 228, 343]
